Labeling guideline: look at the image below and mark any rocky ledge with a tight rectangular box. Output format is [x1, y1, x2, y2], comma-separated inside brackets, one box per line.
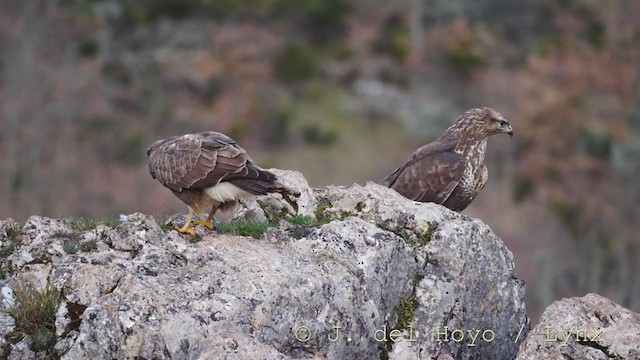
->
[1, 170, 531, 359]
[517, 293, 640, 360]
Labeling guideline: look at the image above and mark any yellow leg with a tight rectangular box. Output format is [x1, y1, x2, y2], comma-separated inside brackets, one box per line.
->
[194, 204, 218, 230]
[176, 209, 196, 236]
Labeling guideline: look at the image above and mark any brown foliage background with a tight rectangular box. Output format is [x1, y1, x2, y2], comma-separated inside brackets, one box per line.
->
[1, 0, 639, 321]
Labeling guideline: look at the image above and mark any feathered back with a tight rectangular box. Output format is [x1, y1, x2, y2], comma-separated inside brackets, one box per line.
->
[147, 131, 288, 196]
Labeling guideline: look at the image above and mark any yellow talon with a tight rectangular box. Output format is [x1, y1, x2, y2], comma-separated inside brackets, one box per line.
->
[175, 225, 196, 236]
[194, 220, 215, 230]
[193, 204, 218, 231]
[175, 209, 197, 236]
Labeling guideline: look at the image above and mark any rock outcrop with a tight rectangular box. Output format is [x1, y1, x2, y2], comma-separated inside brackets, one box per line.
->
[516, 293, 640, 359]
[0, 170, 528, 359]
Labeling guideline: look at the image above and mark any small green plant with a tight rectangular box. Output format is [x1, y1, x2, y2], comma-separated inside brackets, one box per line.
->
[0, 227, 20, 258]
[416, 223, 437, 247]
[0, 267, 11, 280]
[62, 240, 79, 254]
[394, 296, 416, 331]
[79, 240, 98, 252]
[0, 242, 16, 259]
[5, 227, 20, 240]
[314, 202, 332, 222]
[155, 217, 174, 233]
[7, 284, 61, 352]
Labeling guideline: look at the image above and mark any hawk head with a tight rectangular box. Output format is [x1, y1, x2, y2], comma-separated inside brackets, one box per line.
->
[447, 107, 513, 139]
[481, 107, 513, 137]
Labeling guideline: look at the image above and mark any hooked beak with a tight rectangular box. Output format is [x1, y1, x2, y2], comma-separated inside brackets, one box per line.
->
[503, 122, 514, 137]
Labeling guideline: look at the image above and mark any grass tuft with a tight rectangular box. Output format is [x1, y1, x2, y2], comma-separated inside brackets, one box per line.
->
[7, 284, 61, 352]
[1, 227, 20, 259]
[216, 221, 277, 239]
[69, 217, 99, 232]
[102, 216, 123, 229]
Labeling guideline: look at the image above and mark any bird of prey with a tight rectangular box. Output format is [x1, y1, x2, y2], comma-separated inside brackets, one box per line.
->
[381, 107, 513, 212]
[147, 132, 295, 235]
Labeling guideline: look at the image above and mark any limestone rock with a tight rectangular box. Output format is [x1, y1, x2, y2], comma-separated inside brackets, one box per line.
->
[516, 293, 640, 360]
[0, 170, 528, 359]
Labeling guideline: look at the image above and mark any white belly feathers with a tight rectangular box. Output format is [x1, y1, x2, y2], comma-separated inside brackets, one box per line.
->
[205, 182, 251, 203]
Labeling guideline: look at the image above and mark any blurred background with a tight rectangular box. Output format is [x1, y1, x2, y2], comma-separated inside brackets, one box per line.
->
[1, 0, 638, 322]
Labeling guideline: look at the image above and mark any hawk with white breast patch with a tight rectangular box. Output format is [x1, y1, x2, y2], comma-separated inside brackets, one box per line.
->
[147, 132, 295, 235]
[381, 107, 513, 212]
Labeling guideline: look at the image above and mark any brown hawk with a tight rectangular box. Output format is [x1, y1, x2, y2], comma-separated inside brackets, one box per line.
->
[147, 132, 295, 235]
[381, 107, 513, 212]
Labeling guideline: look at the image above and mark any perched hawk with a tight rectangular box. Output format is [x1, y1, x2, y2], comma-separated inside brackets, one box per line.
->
[147, 132, 294, 235]
[381, 107, 513, 212]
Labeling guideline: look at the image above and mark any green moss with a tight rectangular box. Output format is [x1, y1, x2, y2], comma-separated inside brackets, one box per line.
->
[7, 284, 61, 353]
[395, 223, 438, 247]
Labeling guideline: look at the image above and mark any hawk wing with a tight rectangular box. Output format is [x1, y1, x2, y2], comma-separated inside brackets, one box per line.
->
[381, 137, 466, 204]
[147, 132, 277, 195]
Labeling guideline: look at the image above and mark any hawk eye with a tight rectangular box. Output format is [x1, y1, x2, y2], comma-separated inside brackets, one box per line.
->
[499, 120, 507, 127]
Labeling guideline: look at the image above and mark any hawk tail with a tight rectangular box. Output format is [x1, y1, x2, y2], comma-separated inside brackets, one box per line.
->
[229, 171, 300, 197]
